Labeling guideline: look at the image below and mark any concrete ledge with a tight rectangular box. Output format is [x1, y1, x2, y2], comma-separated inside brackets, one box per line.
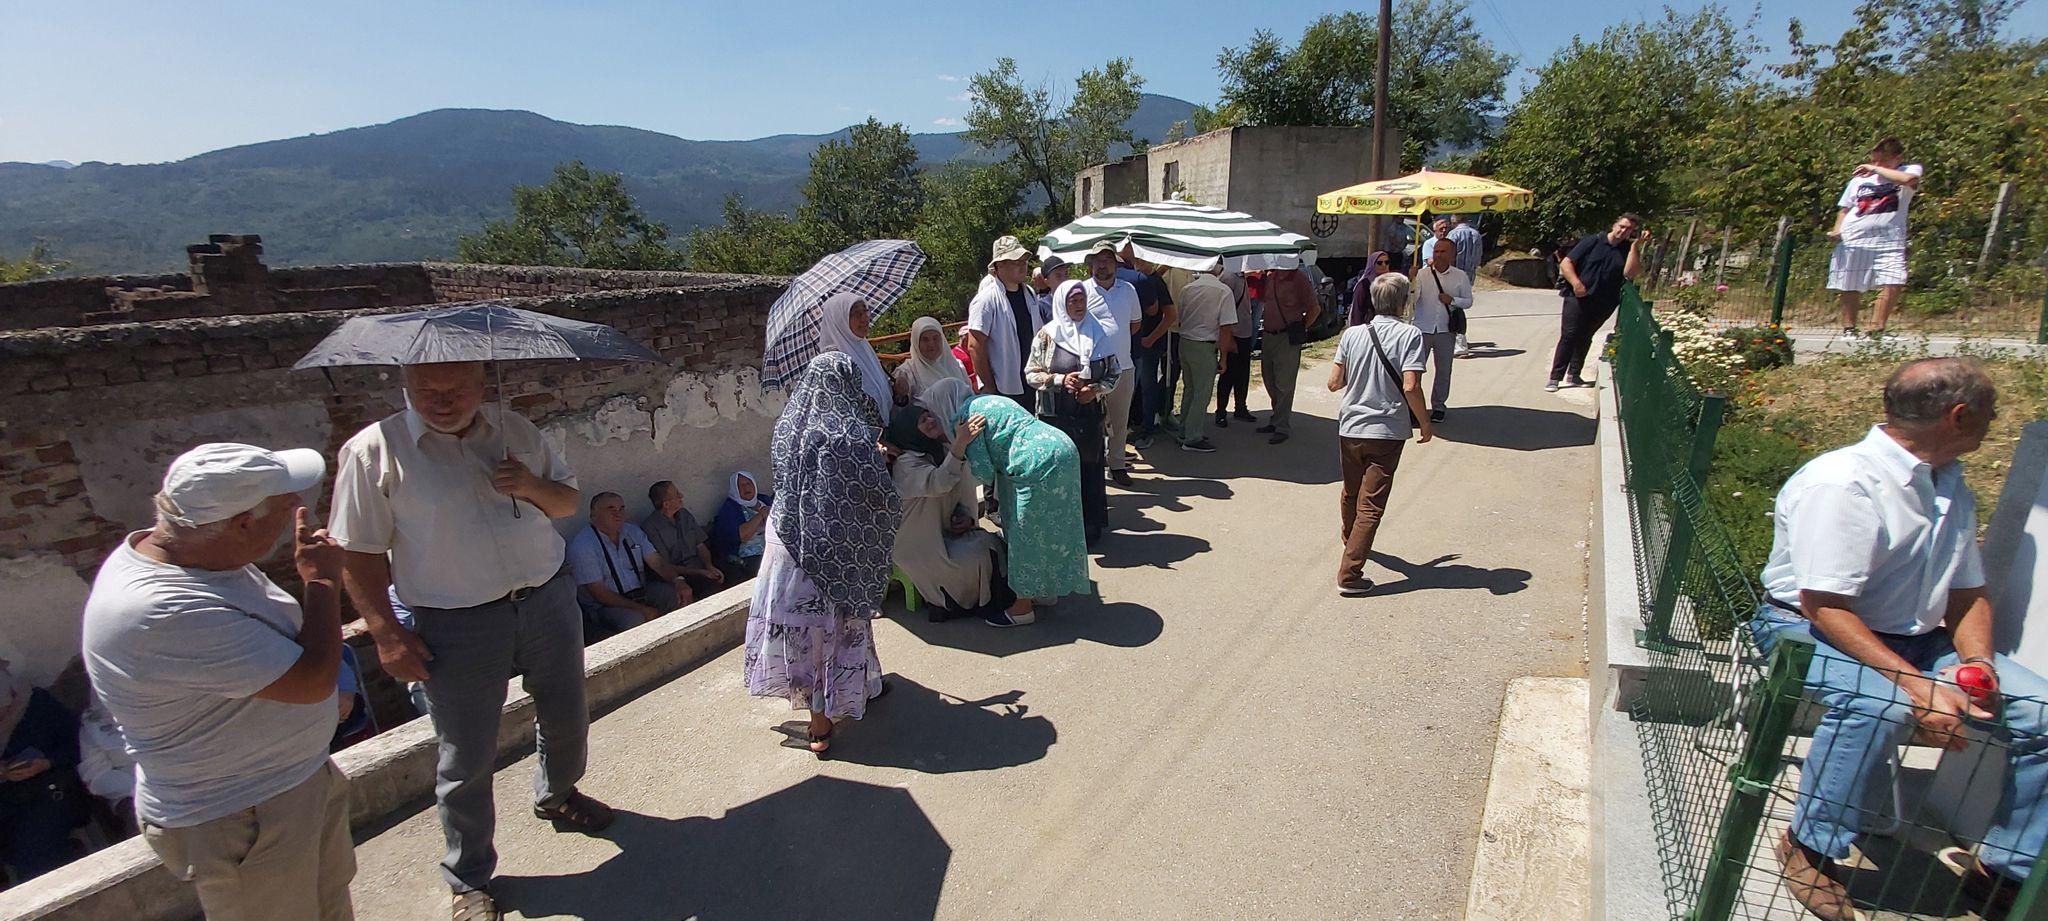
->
[1463, 677, 1591, 921]
[1591, 378, 1651, 715]
[0, 582, 752, 921]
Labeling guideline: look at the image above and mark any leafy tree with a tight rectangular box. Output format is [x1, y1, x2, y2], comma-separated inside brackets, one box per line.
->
[1211, 0, 1515, 168]
[682, 195, 817, 276]
[964, 57, 1145, 223]
[884, 161, 1031, 336]
[797, 118, 924, 253]
[457, 161, 685, 269]
[1490, 7, 1751, 244]
[0, 241, 65, 283]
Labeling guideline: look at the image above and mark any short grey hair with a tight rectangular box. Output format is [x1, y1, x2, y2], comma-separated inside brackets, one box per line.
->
[1370, 273, 1412, 319]
[1883, 358, 1996, 425]
[152, 492, 234, 545]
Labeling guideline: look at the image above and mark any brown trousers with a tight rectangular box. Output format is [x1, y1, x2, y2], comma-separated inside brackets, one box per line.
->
[1338, 436, 1406, 581]
[143, 759, 355, 921]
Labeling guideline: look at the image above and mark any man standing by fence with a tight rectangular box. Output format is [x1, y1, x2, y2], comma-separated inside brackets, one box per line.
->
[1752, 358, 2048, 921]
[1827, 136, 1924, 339]
[1548, 214, 1649, 392]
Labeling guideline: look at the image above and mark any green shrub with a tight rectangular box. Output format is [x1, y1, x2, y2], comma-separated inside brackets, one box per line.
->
[1705, 423, 1810, 573]
[1721, 324, 1794, 374]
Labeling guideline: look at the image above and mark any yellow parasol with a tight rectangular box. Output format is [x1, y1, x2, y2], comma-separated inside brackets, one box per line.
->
[1316, 168, 1534, 216]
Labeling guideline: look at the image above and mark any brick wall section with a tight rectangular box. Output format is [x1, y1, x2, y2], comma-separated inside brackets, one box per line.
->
[420, 263, 768, 302]
[0, 273, 193, 331]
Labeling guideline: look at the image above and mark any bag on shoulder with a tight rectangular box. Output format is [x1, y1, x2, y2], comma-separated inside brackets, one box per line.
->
[1364, 323, 1421, 434]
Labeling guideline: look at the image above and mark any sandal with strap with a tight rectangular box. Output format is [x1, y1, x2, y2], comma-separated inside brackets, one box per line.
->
[808, 720, 835, 757]
[452, 889, 500, 921]
[534, 789, 615, 834]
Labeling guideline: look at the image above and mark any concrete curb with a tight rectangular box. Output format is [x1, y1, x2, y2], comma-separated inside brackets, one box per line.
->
[1463, 677, 1591, 921]
[0, 583, 752, 921]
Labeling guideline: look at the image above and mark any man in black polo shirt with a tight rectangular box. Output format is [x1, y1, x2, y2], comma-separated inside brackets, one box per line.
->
[1548, 213, 1651, 391]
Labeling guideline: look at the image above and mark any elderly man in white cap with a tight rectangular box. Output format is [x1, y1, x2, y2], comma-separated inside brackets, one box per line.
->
[82, 443, 354, 921]
[329, 360, 606, 921]
[964, 234, 1043, 408]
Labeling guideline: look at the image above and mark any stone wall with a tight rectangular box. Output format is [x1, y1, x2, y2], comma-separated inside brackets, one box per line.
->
[0, 275, 790, 701]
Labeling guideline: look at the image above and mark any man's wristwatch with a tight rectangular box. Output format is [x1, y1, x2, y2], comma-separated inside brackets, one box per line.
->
[1963, 655, 1997, 668]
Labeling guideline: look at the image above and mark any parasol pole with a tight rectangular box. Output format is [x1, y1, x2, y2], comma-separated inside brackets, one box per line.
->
[489, 305, 521, 519]
[1366, 0, 1392, 259]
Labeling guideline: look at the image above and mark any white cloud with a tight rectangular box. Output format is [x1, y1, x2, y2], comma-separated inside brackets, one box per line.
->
[936, 73, 961, 82]
[948, 90, 976, 103]
[932, 117, 962, 127]
[836, 105, 853, 112]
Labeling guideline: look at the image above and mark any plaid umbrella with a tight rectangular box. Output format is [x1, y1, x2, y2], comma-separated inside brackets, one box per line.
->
[762, 239, 927, 389]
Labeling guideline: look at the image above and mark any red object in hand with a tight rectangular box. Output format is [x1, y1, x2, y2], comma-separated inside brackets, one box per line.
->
[1956, 664, 1998, 706]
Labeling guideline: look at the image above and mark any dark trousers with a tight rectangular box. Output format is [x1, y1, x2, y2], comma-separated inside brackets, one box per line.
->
[1549, 294, 1618, 383]
[412, 570, 587, 893]
[1132, 346, 1168, 433]
[1, 777, 84, 882]
[1216, 335, 1253, 414]
[1162, 332, 1182, 412]
[1338, 437, 1406, 582]
[1043, 408, 1108, 538]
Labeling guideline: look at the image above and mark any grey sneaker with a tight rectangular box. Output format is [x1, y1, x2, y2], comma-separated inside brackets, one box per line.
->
[1181, 438, 1218, 453]
[1543, 380, 1560, 392]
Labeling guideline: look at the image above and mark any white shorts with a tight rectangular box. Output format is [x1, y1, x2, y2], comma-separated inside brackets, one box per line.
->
[1827, 245, 1907, 292]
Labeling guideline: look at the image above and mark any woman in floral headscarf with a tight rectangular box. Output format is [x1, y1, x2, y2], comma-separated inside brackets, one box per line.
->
[743, 352, 904, 755]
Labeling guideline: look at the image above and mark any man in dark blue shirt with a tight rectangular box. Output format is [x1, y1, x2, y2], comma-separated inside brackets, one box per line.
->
[1119, 261, 1177, 447]
[1548, 213, 1650, 391]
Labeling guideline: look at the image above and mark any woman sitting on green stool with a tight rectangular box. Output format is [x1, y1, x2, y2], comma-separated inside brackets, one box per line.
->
[882, 403, 1012, 621]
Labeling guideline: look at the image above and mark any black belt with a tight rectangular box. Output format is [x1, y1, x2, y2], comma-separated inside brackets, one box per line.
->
[1765, 595, 1801, 616]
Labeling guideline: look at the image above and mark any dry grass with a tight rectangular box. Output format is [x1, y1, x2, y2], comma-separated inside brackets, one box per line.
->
[1737, 342, 2048, 526]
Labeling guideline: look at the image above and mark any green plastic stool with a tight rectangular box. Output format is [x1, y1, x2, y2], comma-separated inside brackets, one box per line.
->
[891, 565, 920, 612]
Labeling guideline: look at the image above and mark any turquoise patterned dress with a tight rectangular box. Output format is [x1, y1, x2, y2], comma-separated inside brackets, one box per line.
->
[952, 395, 1091, 599]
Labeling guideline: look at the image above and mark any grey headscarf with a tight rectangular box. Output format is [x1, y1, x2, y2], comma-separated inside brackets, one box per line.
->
[770, 352, 904, 614]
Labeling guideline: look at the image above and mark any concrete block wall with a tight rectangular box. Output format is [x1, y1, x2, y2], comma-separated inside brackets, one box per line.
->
[0, 273, 790, 698]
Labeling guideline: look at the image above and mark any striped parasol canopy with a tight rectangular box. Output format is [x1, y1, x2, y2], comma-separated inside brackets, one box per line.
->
[1040, 200, 1316, 272]
[761, 239, 926, 389]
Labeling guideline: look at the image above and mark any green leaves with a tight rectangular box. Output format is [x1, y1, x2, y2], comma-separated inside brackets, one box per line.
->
[455, 161, 684, 270]
[798, 118, 924, 253]
[1212, 0, 1514, 170]
[964, 56, 1145, 224]
[0, 241, 64, 283]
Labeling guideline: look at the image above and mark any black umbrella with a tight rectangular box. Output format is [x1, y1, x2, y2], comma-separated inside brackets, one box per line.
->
[293, 301, 663, 369]
[295, 301, 664, 517]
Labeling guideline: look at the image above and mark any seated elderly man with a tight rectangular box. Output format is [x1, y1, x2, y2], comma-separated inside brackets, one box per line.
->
[640, 480, 730, 598]
[1752, 358, 2048, 921]
[81, 443, 354, 921]
[568, 491, 693, 640]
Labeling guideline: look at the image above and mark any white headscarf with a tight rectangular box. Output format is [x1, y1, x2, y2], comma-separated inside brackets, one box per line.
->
[896, 316, 969, 396]
[728, 471, 763, 509]
[1046, 279, 1112, 378]
[816, 292, 894, 424]
[918, 378, 975, 440]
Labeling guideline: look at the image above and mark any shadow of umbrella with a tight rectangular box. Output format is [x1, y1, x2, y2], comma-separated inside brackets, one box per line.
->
[494, 777, 950, 921]
[777, 675, 1057, 774]
[1427, 404, 1595, 452]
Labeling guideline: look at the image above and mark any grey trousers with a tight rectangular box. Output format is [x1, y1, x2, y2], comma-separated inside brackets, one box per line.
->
[1421, 330, 1457, 410]
[1260, 330, 1303, 433]
[412, 569, 587, 893]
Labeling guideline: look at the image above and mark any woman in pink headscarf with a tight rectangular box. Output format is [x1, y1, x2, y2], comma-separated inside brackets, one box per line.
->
[1348, 250, 1395, 327]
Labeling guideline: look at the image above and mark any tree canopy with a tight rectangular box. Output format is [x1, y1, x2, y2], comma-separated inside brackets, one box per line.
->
[1211, 0, 1515, 168]
[456, 161, 685, 270]
[964, 57, 1145, 224]
[798, 118, 924, 253]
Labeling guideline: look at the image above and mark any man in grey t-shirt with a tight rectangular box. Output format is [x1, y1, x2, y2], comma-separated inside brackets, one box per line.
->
[1326, 274, 1434, 597]
[83, 443, 355, 921]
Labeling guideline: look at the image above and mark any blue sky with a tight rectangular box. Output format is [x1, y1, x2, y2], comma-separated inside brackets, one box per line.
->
[2, 0, 2042, 164]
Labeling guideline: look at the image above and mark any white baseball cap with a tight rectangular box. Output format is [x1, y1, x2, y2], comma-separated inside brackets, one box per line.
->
[158, 443, 326, 527]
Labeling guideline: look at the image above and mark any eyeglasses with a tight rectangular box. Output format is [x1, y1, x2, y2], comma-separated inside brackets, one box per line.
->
[1374, 258, 1389, 265]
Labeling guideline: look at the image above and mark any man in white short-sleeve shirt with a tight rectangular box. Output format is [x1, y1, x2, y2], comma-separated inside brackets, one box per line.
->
[1083, 241, 1143, 482]
[83, 443, 355, 921]
[1752, 359, 2048, 918]
[1326, 273, 1434, 597]
[1826, 136, 1924, 338]
[329, 361, 611, 920]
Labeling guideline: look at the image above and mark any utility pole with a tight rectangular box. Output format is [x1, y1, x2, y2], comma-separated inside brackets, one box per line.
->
[1365, 0, 1392, 257]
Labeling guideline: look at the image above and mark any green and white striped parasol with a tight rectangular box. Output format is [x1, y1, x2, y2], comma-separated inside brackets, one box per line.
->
[1039, 200, 1317, 271]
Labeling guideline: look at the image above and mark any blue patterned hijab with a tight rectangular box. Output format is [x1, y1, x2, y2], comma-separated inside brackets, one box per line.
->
[770, 351, 904, 614]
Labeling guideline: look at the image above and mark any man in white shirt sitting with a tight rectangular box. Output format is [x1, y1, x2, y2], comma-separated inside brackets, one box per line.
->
[569, 491, 693, 638]
[1752, 358, 2047, 921]
[1408, 240, 1473, 424]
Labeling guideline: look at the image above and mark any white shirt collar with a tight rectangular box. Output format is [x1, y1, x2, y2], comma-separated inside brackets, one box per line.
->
[404, 405, 499, 447]
[1859, 424, 1937, 486]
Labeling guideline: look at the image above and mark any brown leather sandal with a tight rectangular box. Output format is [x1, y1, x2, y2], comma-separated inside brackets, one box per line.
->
[452, 889, 500, 921]
[1775, 832, 1858, 921]
[534, 789, 615, 834]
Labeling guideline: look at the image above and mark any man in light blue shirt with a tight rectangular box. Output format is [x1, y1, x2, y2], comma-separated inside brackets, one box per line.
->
[1752, 358, 2048, 918]
[568, 491, 692, 639]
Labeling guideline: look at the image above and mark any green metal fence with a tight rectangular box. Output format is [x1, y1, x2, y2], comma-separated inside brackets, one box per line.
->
[1613, 291, 2048, 920]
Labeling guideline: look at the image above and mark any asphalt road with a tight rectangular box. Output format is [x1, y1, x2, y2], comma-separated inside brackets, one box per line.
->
[348, 287, 1597, 921]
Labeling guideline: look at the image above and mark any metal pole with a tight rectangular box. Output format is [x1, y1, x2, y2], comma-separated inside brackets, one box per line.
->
[1769, 232, 1797, 328]
[1713, 227, 1732, 288]
[1979, 180, 2013, 282]
[1365, 0, 1392, 259]
[1690, 635, 1815, 921]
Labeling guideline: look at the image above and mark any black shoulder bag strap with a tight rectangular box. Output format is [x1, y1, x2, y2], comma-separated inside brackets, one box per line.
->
[1364, 323, 1421, 432]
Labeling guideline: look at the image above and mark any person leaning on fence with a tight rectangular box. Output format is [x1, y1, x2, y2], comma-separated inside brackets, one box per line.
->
[1751, 358, 2048, 921]
[1827, 136, 1924, 340]
[81, 443, 354, 921]
[1548, 213, 1649, 392]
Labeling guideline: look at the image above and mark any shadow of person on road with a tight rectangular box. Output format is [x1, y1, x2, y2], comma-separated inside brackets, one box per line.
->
[493, 777, 950, 921]
[1429, 404, 1593, 451]
[889, 590, 1164, 658]
[1092, 532, 1210, 570]
[1365, 552, 1532, 597]
[1147, 410, 1342, 486]
[1457, 345, 1527, 359]
[772, 675, 1056, 774]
